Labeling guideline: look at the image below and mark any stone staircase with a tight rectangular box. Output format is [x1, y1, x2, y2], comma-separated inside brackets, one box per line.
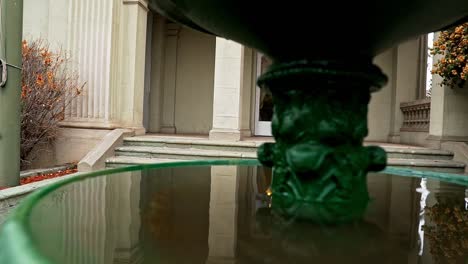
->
[106, 136, 466, 173]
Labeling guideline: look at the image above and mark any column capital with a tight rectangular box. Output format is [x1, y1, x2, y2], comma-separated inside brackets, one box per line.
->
[123, 0, 149, 12]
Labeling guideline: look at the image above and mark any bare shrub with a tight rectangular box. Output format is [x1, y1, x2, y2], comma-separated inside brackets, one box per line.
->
[21, 39, 84, 168]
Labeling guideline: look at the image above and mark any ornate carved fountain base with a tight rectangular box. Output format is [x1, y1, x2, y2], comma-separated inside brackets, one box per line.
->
[257, 60, 388, 223]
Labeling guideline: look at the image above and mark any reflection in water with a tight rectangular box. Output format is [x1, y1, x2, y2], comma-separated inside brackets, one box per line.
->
[26, 166, 468, 264]
[240, 171, 405, 263]
[252, 208, 399, 263]
[417, 179, 430, 256]
[423, 183, 468, 263]
[140, 167, 210, 264]
[29, 172, 144, 264]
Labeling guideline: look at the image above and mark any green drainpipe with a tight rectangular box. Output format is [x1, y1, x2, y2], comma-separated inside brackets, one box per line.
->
[0, 0, 23, 187]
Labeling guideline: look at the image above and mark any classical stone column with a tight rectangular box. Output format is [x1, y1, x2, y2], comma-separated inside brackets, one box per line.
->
[159, 22, 180, 134]
[110, 0, 149, 134]
[62, 0, 115, 125]
[206, 166, 239, 264]
[387, 37, 426, 143]
[428, 45, 468, 148]
[209, 38, 244, 141]
[366, 48, 396, 142]
[148, 15, 167, 133]
[239, 47, 255, 138]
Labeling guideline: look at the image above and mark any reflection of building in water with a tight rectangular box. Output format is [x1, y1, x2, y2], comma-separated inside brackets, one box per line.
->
[416, 179, 430, 257]
[107, 172, 143, 264]
[206, 166, 241, 264]
[30, 177, 109, 264]
[140, 170, 467, 264]
[29, 167, 468, 263]
[237, 171, 468, 263]
[29, 172, 143, 264]
[366, 173, 421, 261]
[140, 167, 211, 263]
[207, 166, 272, 263]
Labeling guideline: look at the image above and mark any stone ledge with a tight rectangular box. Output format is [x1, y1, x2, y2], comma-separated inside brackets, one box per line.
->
[383, 147, 452, 155]
[20, 164, 76, 179]
[125, 136, 261, 147]
[0, 173, 82, 225]
[387, 158, 465, 168]
[400, 98, 431, 108]
[78, 129, 134, 172]
[0, 173, 82, 203]
[59, 120, 121, 130]
[115, 146, 257, 159]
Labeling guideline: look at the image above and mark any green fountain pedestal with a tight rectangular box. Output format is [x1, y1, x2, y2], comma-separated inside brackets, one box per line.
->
[256, 60, 387, 223]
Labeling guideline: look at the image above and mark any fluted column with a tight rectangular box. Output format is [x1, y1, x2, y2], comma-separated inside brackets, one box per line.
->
[64, 0, 114, 124]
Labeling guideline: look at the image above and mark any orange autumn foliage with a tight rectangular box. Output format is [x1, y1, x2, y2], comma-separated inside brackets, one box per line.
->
[21, 39, 84, 168]
[431, 22, 468, 88]
[0, 167, 77, 190]
[20, 168, 78, 185]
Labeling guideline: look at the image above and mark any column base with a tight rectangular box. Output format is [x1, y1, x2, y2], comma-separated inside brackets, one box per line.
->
[426, 135, 468, 149]
[59, 120, 121, 130]
[388, 133, 401, 144]
[128, 126, 146, 136]
[240, 129, 252, 138]
[160, 126, 177, 134]
[209, 129, 241, 141]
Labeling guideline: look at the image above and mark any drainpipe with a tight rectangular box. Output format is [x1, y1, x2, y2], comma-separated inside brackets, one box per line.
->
[0, 0, 23, 187]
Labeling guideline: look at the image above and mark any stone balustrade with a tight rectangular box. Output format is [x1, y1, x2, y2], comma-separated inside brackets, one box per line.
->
[400, 98, 431, 132]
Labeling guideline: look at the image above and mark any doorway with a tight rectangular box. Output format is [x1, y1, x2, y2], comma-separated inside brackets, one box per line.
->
[254, 53, 273, 136]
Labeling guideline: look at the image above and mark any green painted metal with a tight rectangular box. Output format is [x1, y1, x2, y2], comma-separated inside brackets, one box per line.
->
[1, 0, 467, 260]
[0, 159, 467, 264]
[0, 0, 23, 187]
[148, 1, 468, 61]
[256, 60, 388, 223]
[148, 0, 468, 221]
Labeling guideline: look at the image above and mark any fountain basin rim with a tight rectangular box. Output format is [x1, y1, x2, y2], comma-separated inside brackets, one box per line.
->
[1, 159, 467, 264]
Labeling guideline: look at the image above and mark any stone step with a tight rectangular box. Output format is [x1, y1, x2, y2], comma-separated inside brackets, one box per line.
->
[123, 136, 262, 152]
[114, 146, 257, 160]
[109, 149, 465, 173]
[124, 137, 454, 160]
[387, 158, 465, 173]
[384, 147, 453, 160]
[106, 157, 186, 168]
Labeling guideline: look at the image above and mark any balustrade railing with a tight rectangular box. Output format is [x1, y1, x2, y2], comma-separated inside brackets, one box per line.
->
[400, 98, 431, 132]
